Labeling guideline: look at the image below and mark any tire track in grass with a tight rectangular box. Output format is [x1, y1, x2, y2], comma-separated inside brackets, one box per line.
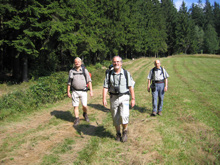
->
[173, 58, 220, 122]
[117, 58, 164, 164]
[38, 59, 151, 164]
[73, 58, 164, 164]
[183, 59, 220, 92]
[159, 58, 220, 164]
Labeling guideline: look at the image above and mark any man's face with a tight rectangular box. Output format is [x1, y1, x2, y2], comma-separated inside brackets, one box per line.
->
[74, 59, 81, 68]
[155, 60, 161, 69]
[113, 57, 122, 70]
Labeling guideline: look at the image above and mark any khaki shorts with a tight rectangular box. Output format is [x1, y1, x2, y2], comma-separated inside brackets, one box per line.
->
[72, 91, 87, 107]
[110, 94, 130, 126]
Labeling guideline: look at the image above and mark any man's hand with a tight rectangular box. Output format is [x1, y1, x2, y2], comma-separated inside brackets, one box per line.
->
[147, 87, 150, 92]
[90, 90, 94, 97]
[67, 91, 71, 98]
[131, 99, 135, 108]
[164, 86, 168, 92]
[103, 99, 107, 107]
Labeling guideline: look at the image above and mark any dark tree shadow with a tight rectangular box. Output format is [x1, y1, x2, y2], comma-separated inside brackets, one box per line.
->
[132, 105, 152, 114]
[87, 103, 109, 112]
[74, 124, 115, 139]
[50, 110, 74, 122]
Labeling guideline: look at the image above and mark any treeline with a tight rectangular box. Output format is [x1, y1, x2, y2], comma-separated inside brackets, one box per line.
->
[0, 0, 220, 82]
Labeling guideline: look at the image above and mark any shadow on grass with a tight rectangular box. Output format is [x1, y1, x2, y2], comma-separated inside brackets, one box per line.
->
[50, 110, 114, 139]
[88, 103, 152, 115]
[50, 110, 74, 122]
[74, 124, 115, 139]
[132, 105, 152, 114]
[88, 103, 109, 112]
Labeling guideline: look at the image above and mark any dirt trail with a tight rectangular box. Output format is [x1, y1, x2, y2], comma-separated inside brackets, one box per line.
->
[0, 58, 159, 164]
[0, 85, 105, 164]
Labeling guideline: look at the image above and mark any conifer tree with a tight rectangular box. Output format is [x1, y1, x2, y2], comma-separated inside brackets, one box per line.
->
[161, 0, 178, 55]
[204, 24, 219, 54]
[175, 1, 195, 54]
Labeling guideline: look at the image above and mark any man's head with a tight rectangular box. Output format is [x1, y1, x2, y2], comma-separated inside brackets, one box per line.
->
[112, 56, 122, 71]
[154, 60, 161, 69]
[74, 57, 82, 68]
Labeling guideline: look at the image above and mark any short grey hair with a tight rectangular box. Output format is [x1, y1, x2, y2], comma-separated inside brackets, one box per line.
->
[112, 56, 122, 63]
[74, 57, 82, 62]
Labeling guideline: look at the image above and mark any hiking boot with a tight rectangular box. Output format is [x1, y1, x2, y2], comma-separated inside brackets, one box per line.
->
[83, 112, 89, 122]
[157, 111, 162, 116]
[116, 132, 121, 142]
[122, 130, 128, 142]
[151, 111, 157, 116]
[74, 117, 80, 126]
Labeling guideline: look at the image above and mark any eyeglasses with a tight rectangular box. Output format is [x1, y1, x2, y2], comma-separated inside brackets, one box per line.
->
[113, 61, 121, 64]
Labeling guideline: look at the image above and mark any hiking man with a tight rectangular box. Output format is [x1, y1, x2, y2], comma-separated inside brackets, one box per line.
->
[67, 57, 93, 126]
[103, 56, 135, 142]
[147, 60, 169, 116]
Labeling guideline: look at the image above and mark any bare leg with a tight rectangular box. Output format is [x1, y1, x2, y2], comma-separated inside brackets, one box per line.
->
[82, 105, 87, 113]
[74, 106, 79, 118]
[122, 124, 128, 131]
[115, 125, 121, 133]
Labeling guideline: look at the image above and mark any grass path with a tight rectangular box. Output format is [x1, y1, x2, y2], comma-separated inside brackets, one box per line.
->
[0, 56, 219, 164]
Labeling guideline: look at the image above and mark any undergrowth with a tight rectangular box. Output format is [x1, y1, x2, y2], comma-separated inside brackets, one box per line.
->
[0, 64, 106, 120]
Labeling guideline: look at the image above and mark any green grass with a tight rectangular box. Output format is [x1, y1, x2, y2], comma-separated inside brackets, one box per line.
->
[0, 55, 219, 164]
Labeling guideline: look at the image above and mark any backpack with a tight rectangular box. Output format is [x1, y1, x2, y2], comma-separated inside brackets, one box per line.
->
[151, 66, 165, 81]
[70, 64, 91, 91]
[81, 64, 92, 88]
[106, 65, 135, 94]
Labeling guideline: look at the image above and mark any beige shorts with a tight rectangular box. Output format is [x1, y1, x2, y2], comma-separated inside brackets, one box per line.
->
[72, 91, 87, 107]
[110, 94, 130, 126]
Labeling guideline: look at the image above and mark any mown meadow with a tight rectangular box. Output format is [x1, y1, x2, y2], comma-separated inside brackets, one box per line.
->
[0, 55, 219, 164]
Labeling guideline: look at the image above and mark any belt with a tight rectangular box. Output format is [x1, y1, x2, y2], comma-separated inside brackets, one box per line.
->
[109, 91, 130, 96]
[154, 81, 164, 83]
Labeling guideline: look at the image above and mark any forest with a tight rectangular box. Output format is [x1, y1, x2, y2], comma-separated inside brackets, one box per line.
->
[0, 0, 220, 82]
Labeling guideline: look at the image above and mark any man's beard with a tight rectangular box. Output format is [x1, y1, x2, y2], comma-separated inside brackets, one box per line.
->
[114, 66, 120, 70]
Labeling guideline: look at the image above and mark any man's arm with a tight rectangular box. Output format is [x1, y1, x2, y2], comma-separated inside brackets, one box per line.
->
[147, 79, 151, 92]
[103, 88, 108, 107]
[88, 82, 93, 96]
[164, 79, 168, 92]
[67, 85, 71, 98]
[129, 86, 135, 108]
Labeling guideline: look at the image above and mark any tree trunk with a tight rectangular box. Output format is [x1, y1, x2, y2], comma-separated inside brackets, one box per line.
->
[22, 54, 28, 82]
[13, 51, 21, 81]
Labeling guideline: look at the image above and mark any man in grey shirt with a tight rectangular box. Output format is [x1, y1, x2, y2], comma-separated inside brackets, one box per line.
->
[67, 57, 93, 126]
[147, 60, 169, 116]
[103, 56, 135, 142]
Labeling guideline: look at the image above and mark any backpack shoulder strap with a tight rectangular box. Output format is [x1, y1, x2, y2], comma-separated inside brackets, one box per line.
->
[151, 67, 156, 80]
[82, 67, 87, 84]
[108, 69, 113, 89]
[123, 69, 128, 89]
[161, 66, 165, 79]
[108, 69, 113, 82]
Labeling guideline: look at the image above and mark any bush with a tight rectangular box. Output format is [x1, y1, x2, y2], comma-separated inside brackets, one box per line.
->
[95, 63, 102, 69]
[102, 60, 112, 68]
[0, 59, 113, 120]
[0, 72, 67, 120]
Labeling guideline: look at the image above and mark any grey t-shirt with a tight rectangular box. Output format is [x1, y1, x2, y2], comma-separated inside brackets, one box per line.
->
[68, 67, 91, 90]
[103, 69, 132, 94]
[147, 67, 169, 81]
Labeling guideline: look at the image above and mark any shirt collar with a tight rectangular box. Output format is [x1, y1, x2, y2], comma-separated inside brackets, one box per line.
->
[155, 67, 161, 70]
[113, 69, 124, 75]
[74, 67, 82, 71]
